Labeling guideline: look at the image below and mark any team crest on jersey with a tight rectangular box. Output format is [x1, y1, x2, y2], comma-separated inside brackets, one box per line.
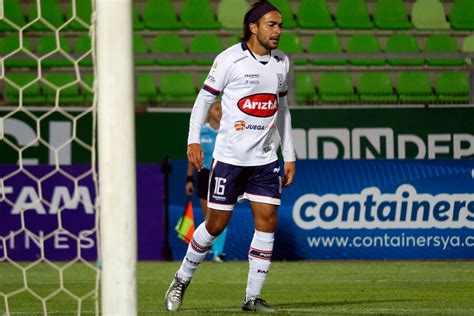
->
[277, 73, 284, 89]
[237, 93, 278, 117]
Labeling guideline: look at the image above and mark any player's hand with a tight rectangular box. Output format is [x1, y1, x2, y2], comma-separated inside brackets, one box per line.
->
[282, 161, 295, 187]
[185, 181, 195, 196]
[187, 143, 204, 171]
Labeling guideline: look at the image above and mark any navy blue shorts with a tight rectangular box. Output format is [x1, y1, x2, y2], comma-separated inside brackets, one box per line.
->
[207, 160, 282, 211]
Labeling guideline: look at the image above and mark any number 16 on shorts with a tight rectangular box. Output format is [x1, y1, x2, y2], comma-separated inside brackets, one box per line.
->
[214, 177, 226, 195]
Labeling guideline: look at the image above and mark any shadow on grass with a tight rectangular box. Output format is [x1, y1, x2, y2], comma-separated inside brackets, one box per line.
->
[274, 298, 418, 309]
[177, 299, 421, 314]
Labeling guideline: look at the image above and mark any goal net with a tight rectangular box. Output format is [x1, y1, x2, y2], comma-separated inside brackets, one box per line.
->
[0, 0, 100, 314]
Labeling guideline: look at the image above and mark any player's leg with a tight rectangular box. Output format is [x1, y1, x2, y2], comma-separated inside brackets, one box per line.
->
[211, 226, 228, 262]
[165, 209, 232, 312]
[199, 167, 217, 261]
[242, 202, 278, 312]
[198, 168, 227, 262]
[191, 158, 244, 273]
[251, 201, 278, 232]
[165, 161, 243, 311]
[241, 160, 281, 312]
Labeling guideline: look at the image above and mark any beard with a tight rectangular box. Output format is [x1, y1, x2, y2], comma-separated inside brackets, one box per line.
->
[257, 34, 279, 51]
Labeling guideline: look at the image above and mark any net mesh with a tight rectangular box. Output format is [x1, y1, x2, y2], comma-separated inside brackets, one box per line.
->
[0, 0, 99, 314]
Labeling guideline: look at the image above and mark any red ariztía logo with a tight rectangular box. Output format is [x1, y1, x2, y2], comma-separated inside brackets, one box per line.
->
[234, 120, 246, 131]
[237, 93, 278, 117]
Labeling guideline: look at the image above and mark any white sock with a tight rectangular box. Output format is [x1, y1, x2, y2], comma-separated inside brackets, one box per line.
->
[177, 223, 216, 281]
[245, 230, 274, 302]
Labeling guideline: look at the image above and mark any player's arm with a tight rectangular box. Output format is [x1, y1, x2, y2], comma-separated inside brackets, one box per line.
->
[187, 90, 216, 171]
[188, 52, 229, 171]
[276, 94, 296, 187]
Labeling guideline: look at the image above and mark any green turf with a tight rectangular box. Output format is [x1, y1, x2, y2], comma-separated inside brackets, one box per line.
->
[1, 261, 473, 315]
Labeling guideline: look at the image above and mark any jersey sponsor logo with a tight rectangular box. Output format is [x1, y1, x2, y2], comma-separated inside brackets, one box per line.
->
[246, 124, 267, 130]
[234, 120, 246, 131]
[246, 124, 276, 131]
[234, 121, 276, 132]
[237, 93, 278, 117]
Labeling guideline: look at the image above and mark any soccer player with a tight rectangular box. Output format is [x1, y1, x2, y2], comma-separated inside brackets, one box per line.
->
[165, 0, 296, 312]
[185, 100, 228, 263]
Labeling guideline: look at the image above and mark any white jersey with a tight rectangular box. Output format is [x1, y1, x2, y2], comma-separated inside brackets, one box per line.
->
[188, 42, 296, 166]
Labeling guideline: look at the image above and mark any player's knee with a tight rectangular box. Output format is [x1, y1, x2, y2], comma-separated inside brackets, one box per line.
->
[255, 214, 278, 232]
[205, 222, 226, 236]
[204, 211, 230, 236]
[267, 215, 278, 230]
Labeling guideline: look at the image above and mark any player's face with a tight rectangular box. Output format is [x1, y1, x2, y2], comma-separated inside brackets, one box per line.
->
[210, 102, 222, 122]
[255, 11, 283, 51]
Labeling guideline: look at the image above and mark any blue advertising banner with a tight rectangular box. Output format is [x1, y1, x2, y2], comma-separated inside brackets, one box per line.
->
[0, 164, 165, 261]
[168, 159, 474, 260]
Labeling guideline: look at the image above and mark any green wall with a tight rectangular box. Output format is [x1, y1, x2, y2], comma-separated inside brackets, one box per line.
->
[1, 107, 473, 164]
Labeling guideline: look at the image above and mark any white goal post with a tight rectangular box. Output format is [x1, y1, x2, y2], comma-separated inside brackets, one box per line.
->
[96, 0, 138, 315]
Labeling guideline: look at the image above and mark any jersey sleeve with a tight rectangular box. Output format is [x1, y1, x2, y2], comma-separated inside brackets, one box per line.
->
[202, 52, 232, 96]
[188, 53, 231, 145]
[277, 95, 296, 161]
[278, 54, 290, 97]
[276, 54, 295, 161]
[187, 90, 217, 145]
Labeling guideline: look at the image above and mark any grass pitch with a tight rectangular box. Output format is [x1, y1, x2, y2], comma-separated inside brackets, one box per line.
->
[1, 260, 473, 315]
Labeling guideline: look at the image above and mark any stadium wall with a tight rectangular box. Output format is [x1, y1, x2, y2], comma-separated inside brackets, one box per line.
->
[1, 108, 473, 260]
[1, 107, 473, 164]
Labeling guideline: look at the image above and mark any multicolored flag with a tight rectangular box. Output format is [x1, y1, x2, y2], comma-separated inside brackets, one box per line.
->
[175, 199, 195, 244]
